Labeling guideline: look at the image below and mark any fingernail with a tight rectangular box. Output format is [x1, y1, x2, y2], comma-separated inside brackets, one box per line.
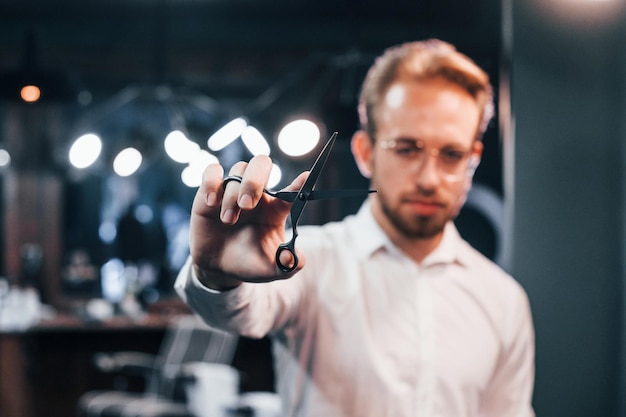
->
[239, 194, 253, 209]
[222, 209, 235, 224]
[206, 192, 217, 207]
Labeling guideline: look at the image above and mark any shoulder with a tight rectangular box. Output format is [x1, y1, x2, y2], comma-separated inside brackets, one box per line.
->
[461, 240, 522, 289]
[457, 240, 532, 320]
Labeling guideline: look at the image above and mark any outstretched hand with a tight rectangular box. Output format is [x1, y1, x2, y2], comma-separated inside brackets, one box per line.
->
[189, 154, 308, 290]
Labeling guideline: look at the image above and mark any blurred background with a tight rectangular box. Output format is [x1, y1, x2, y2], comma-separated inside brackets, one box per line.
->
[0, 0, 624, 416]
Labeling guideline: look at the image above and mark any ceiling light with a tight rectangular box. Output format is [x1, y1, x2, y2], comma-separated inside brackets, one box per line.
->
[277, 119, 321, 157]
[164, 130, 200, 163]
[69, 133, 102, 169]
[20, 85, 41, 103]
[241, 126, 270, 156]
[0, 32, 78, 102]
[113, 147, 142, 177]
[181, 150, 219, 188]
[208, 117, 247, 151]
[0, 149, 11, 168]
[267, 164, 282, 189]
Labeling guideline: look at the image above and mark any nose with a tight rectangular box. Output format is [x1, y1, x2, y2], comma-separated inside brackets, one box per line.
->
[413, 152, 441, 190]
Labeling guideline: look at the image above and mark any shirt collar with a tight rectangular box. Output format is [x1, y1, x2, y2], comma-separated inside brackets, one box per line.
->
[422, 222, 470, 268]
[350, 200, 391, 260]
[349, 200, 471, 267]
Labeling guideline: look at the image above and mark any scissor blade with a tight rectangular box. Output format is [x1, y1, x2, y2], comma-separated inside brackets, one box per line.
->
[300, 131, 338, 195]
[307, 189, 377, 201]
[269, 188, 376, 203]
[288, 131, 339, 225]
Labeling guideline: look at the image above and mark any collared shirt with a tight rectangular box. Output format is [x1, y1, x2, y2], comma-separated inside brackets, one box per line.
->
[175, 202, 535, 417]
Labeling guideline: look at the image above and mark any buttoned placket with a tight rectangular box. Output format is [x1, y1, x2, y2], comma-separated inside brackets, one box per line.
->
[411, 260, 436, 416]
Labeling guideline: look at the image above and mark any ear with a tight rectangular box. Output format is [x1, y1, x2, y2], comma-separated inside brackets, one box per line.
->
[351, 130, 374, 179]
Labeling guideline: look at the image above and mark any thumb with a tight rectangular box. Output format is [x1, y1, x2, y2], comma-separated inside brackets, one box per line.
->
[284, 171, 310, 192]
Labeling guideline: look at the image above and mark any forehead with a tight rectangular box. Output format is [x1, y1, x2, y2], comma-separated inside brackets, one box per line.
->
[376, 78, 481, 147]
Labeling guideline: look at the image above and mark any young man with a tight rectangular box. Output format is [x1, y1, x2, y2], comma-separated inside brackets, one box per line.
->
[176, 39, 535, 417]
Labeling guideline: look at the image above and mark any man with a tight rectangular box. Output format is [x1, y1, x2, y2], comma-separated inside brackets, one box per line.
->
[176, 39, 535, 417]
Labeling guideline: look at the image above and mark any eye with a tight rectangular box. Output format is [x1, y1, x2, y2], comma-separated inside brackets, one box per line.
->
[394, 140, 422, 157]
[439, 148, 466, 164]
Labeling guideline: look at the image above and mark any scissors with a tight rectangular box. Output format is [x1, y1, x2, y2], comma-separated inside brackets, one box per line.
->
[222, 131, 376, 272]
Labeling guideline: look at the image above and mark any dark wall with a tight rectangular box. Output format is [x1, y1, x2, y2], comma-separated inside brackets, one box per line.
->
[509, 1, 625, 415]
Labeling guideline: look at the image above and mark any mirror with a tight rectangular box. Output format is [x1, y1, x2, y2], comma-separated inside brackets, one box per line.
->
[0, 0, 504, 311]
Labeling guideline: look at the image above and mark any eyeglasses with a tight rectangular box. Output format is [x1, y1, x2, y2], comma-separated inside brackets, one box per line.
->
[378, 138, 479, 182]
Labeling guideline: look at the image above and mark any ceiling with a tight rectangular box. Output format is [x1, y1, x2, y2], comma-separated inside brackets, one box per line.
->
[0, 0, 504, 190]
[0, 0, 502, 106]
[0, 0, 505, 192]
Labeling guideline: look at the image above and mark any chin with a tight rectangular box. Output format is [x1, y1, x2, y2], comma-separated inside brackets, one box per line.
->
[391, 212, 446, 239]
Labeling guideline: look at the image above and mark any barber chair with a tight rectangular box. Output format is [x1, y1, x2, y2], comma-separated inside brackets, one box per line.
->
[76, 314, 238, 417]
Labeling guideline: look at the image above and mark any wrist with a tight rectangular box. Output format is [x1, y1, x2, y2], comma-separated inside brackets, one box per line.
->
[193, 264, 243, 291]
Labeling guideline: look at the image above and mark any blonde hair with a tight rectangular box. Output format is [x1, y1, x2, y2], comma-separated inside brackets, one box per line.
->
[358, 39, 494, 141]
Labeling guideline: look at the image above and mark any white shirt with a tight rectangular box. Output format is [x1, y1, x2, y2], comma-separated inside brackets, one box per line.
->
[175, 203, 535, 417]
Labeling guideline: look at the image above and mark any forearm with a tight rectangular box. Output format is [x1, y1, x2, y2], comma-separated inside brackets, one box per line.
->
[175, 257, 297, 338]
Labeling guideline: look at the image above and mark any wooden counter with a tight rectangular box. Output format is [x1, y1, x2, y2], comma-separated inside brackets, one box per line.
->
[0, 314, 171, 417]
[0, 312, 275, 417]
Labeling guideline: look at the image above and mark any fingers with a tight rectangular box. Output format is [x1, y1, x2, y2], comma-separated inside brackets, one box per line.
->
[201, 163, 225, 208]
[287, 171, 309, 192]
[192, 163, 225, 218]
[219, 155, 273, 224]
[235, 155, 273, 209]
[196, 155, 305, 226]
[192, 156, 310, 281]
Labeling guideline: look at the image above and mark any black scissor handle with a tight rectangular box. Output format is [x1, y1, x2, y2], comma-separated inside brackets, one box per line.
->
[275, 240, 299, 273]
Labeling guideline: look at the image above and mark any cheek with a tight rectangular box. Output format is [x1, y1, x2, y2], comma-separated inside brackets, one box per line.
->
[369, 155, 400, 186]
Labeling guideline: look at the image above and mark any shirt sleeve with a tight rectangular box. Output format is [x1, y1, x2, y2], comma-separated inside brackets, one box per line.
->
[173, 256, 250, 330]
[480, 290, 536, 417]
[174, 256, 308, 338]
[174, 256, 222, 299]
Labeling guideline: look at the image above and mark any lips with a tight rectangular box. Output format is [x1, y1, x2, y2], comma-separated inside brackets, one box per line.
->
[405, 199, 444, 216]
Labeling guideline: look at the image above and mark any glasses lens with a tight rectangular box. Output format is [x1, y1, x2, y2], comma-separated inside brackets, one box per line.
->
[379, 139, 473, 182]
[438, 148, 470, 181]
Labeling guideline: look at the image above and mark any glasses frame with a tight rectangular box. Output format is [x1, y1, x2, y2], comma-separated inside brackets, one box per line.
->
[377, 138, 479, 183]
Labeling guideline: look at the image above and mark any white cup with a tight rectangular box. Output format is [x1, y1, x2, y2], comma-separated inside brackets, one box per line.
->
[184, 363, 240, 417]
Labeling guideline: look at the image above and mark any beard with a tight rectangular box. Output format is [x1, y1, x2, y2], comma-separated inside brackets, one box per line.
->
[378, 192, 449, 239]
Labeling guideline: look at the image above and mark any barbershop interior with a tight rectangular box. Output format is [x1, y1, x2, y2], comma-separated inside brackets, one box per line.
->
[0, 0, 624, 416]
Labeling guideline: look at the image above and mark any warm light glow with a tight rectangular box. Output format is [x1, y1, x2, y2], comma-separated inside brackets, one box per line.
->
[113, 147, 142, 177]
[241, 126, 270, 156]
[164, 130, 200, 163]
[530, 0, 623, 25]
[20, 85, 41, 103]
[208, 117, 248, 151]
[277, 119, 321, 157]
[69, 133, 103, 169]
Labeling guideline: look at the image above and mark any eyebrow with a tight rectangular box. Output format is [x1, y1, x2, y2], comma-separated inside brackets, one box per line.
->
[392, 137, 469, 149]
